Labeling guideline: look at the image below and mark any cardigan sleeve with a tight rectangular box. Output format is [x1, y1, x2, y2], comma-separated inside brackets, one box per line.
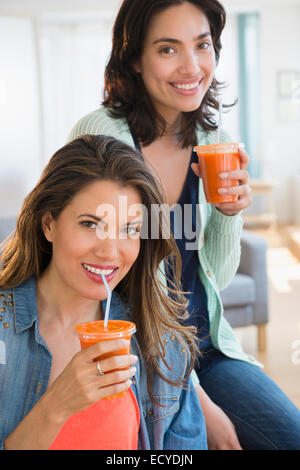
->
[197, 127, 244, 291]
[202, 204, 243, 291]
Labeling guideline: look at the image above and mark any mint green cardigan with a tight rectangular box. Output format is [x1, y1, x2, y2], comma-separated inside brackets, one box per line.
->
[68, 107, 262, 381]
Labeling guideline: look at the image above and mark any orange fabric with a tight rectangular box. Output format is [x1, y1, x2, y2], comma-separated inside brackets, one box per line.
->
[49, 388, 140, 450]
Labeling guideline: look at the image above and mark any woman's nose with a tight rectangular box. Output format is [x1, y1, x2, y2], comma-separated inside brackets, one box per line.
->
[178, 50, 200, 75]
[94, 236, 119, 260]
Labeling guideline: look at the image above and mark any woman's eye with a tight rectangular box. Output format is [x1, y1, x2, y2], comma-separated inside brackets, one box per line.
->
[123, 226, 141, 236]
[80, 220, 97, 229]
[159, 46, 176, 55]
[198, 42, 212, 50]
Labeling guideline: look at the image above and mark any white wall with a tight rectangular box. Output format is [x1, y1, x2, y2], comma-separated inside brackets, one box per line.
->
[0, 0, 300, 223]
[259, 5, 300, 223]
[216, 12, 240, 141]
[224, 0, 300, 224]
[0, 17, 41, 217]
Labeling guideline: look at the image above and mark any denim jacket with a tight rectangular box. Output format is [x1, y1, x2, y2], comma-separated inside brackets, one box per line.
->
[0, 277, 207, 450]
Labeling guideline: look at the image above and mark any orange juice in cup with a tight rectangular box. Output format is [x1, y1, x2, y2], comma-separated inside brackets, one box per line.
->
[75, 320, 136, 399]
[194, 143, 243, 203]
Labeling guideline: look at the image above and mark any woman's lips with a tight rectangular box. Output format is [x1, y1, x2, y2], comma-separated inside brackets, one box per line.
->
[82, 263, 119, 284]
[170, 78, 202, 95]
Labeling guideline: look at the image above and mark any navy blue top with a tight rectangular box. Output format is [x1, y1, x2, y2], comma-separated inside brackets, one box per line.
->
[131, 133, 223, 374]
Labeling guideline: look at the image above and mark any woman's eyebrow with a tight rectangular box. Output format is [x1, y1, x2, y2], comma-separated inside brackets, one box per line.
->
[123, 219, 143, 227]
[76, 214, 102, 222]
[152, 32, 211, 45]
[77, 214, 143, 225]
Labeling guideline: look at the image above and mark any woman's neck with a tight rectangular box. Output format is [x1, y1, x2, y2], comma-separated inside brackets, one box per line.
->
[36, 267, 103, 330]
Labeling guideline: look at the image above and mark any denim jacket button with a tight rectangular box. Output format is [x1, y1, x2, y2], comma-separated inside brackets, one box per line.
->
[132, 377, 136, 386]
[1, 308, 5, 313]
[3, 322, 9, 328]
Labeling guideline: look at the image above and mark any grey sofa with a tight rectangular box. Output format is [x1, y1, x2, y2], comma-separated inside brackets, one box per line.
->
[0, 217, 17, 246]
[221, 229, 268, 351]
[0, 217, 268, 350]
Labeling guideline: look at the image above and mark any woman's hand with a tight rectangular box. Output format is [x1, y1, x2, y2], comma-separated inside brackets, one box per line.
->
[204, 400, 242, 450]
[195, 384, 242, 450]
[45, 339, 138, 424]
[191, 146, 252, 216]
[214, 146, 252, 216]
[4, 339, 138, 450]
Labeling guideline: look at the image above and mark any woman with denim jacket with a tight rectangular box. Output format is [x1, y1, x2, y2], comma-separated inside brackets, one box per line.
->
[0, 134, 207, 450]
[68, 0, 300, 450]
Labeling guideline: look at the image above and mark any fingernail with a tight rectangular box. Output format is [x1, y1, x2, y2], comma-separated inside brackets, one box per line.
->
[219, 172, 229, 179]
[130, 366, 137, 374]
[218, 188, 228, 194]
[131, 355, 139, 363]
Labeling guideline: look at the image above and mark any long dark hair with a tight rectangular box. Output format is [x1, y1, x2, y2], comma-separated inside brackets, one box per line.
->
[0, 134, 198, 404]
[103, 0, 232, 148]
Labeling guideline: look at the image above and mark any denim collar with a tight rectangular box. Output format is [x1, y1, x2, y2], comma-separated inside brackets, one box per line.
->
[13, 277, 39, 333]
[12, 276, 128, 333]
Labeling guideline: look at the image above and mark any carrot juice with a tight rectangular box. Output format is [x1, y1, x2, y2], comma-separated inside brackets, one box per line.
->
[75, 320, 136, 399]
[194, 143, 242, 203]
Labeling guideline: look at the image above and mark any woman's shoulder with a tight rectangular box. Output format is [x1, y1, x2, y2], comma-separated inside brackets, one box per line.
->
[0, 277, 37, 322]
[67, 106, 134, 147]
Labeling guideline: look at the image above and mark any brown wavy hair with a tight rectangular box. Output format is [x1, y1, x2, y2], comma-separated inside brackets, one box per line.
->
[0, 134, 198, 404]
[103, 0, 232, 148]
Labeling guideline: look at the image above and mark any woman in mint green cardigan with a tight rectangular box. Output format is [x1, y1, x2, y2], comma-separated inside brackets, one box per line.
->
[69, 0, 300, 450]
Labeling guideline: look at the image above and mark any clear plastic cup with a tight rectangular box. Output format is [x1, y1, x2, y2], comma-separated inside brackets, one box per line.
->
[75, 320, 136, 399]
[194, 143, 243, 203]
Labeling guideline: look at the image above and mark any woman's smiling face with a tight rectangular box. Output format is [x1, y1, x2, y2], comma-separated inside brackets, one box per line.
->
[42, 179, 143, 301]
[135, 2, 216, 124]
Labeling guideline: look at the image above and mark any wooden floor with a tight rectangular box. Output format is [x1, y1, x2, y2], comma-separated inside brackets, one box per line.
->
[234, 225, 300, 409]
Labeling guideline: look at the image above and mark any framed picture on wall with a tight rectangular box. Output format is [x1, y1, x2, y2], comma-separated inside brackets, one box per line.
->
[277, 70, 300, 121]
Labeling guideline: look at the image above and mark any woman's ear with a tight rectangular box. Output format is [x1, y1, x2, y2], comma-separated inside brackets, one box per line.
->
[133, 60, 141, 74]
[41, 212, 54, 242]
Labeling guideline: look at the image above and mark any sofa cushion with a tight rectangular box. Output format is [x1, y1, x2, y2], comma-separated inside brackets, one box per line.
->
[220, 273, 256, 308]
[0, 217, 16, 244]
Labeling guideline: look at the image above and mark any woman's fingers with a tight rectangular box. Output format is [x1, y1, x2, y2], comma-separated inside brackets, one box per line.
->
[94, 379, 133, 401]
[219, 169, 249, 184]
[191, 162, 201, 178]
[238, 146, 249, 170]
[97, 353, 138, 374]
[94, 365, 137, 387]
[218, 182, 251, 197]
[81, 338, 130, 362]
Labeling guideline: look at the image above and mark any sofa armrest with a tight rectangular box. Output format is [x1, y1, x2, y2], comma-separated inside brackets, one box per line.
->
[238, 229, 269, 324]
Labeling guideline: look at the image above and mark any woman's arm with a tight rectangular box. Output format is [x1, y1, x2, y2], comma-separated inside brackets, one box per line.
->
[4, 339, 137, 450]
[195, 384, 242, 450]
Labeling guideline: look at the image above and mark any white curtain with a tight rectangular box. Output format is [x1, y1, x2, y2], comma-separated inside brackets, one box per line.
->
[0, 12, 114, 217]
[38, 12, 114, 162]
